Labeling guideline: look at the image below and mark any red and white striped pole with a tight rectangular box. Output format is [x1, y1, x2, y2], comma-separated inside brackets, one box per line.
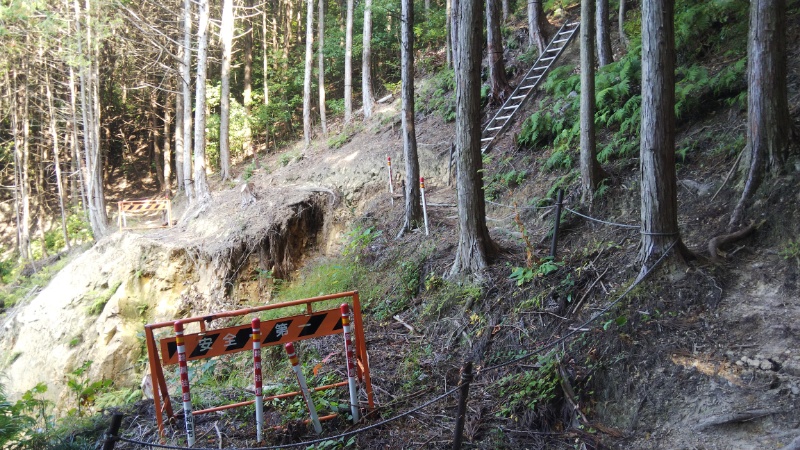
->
[387, 156, 394, 205]
[174, 322, 195, 447]
[284, 342, 323, 434]
[252, 318, 264, 443]
[420, 177, 430, 236]
[340, 303, 360, 423]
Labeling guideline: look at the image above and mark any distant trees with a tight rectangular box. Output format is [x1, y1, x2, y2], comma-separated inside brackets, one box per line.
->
[399, 0, 422, 234]
[580, 0, 604, 204]
[192, 0, 211, 204]
[528, 0, 548, 55]
[219, 0, 234, 180]
[596, 0, 613, 67]
[486, 0, 511, 105]
[362, 0, 375, 119]
[729, 0, 792, 231]
[303, 0, 314, 147]
[343, 0, 355, 123]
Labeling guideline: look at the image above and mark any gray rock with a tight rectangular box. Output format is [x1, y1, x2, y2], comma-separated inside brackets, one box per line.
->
[759, 360, 774, 371]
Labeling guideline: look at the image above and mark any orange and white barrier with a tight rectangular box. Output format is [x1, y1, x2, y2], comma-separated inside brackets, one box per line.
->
[174, 322, 195, 447]
[285, 342, 323, 434]
[340, 304, 360, 423]
[420, 177, 429, 236]
[252, 318, 264, 442]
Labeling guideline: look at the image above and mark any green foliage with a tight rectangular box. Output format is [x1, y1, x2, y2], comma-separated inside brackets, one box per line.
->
[421, 277, 482, 319]
[0, 383, 34, 448]
[85, 281, 122, 316]
[342, 225, 383, 260]
[205, 82, 253, 168]
[242, 162, 257, 181]
[65, 361, 112, 417]
[416, 69, 457, 121]
[675, 0, 748, 60]
[496, 352, 561, 419]
[0, 256, 70, 308]
[780, 240, 800, 261]
[509, 257, 564, 286]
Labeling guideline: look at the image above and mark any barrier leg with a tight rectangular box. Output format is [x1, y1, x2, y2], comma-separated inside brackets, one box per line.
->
[388, 156, 394, 205]
[340, 304, 360, 423]
[174, 322, 195, 447]
[285, 343, 323, 434]
[420, 177, 429, 236]
[252, 318, 264, 443]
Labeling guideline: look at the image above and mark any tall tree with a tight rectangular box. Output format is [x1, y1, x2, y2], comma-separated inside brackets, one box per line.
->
[182, 0, 194, 201]
[362, 0, 375, 119]
[528, 0, 547, 55]
[596, 0, 613, 67]
[451, 0, 497, 277]
[11, 66, 31, 258]
[303, 0, 314, 147]
[638, 0, 686, 271]
[318, 0, 327, 135]
[399, 0, 422, 234]
[193, 0, 211, 204]
[618, 0, 628, 48]
[219, 0, 234, 180]
[343, 0, 354, 123]
[486, 0, 511, 105]
[244, 0, 255, 158]
[580, 0, 604, 204]
[446, 0, 453, 68]
[73, 0, 108, 238]
[728, 0, 791, 231]
[44, 65, 70, 250]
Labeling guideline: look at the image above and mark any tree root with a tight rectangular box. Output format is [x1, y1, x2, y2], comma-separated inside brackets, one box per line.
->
[708, 222, 758, 261]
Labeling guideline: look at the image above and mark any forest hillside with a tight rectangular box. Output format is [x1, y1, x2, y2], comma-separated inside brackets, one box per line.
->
[1, 0, 800, 449]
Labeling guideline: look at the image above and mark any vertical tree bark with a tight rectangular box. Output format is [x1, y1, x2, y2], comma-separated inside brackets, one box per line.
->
[400, 0, 422, 233]
[193, 0, 211, 204]
[344, 0, 354, 123]
[638, 0, 685, 271]
[618, 0, 628, 49]
[263, 8, 270, 107]
[163, 93, 173, 198]
[303, 0, 314, 147]
[596, 0, 613, 67]
[446, 0, 453, 68]
[44, 66, 69, 249]
[175, 85, 185, 192]
[74, 0, 108, 238]
[451, 0, 497, 277]
[487, 0, 511, 106]
[244, 0, 255, 159]
[150, 88, 165, 189]
[11, 67, 31, 259]
[729, 0, 790, 231]
[528, 0, 547, 55]
[318, 0, 327, 135]
[362, 0, 375, 119]
[501, 0, 509, 22]
[219, 0, 234, 180]
[581, 0, 603, 204]
[182, 0, 194, 201]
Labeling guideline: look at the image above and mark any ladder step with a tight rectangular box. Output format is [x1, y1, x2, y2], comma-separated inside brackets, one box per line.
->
[481, 138, 493, 142]
[496, 115, 512, 120]
[533, 66, 547, 71]
[520, 85, 536, 90]
[511, 95, 526, 100]
[488, 126, 502, 131]
[553, 38, 569, 44]
[540, 57, 555, 61]
[546, 47, 561, 53]
[502, 104, 520, 110]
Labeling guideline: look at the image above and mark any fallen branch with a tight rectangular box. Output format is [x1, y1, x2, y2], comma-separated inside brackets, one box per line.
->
[693, 408, 781, 431]
[710, 147, 744, 202]
[708, 222, 757, 261]
[393, 315, 419, 334]
[569, 267, 609, 316]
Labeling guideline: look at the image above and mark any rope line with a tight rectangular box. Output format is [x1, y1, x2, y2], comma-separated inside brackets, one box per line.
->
[477, 239, 678, 375]
[114, 386, 460, 450]
[486, 199, 556, 211]
[562, 206, 639, 229]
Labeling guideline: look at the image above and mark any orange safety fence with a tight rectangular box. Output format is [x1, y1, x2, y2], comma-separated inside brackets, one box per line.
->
[143, 291, 374, 441]
[118, 198, 173, 231]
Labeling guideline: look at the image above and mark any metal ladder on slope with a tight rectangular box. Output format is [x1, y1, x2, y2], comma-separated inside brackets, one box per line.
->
[480, 20, 580, 154]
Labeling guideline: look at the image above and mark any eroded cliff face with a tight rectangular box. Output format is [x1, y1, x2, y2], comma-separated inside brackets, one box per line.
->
[0, 188, 332, 411]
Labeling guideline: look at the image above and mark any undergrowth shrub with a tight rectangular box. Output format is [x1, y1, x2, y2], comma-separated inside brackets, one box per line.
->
[416, 70, 456, 121]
